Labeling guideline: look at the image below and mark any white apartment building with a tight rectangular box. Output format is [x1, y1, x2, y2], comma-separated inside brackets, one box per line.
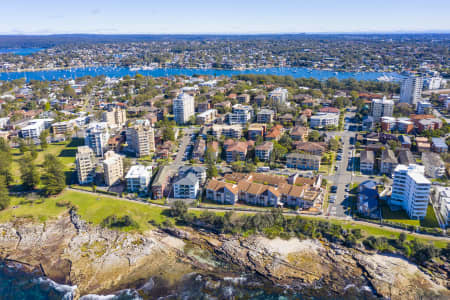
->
[309, 113, 339, 129]
[390, 164, 431, 220]
[371, 97, 394, 121]
[76, 146, 96, 185]
[102, 150, 123, 186]
[125, 165, 152, 193]
[197, 109, 217, 125]
[173, 93, 195, 124]
[228, 104, 253, 125]
[173, 172, 199, 199]
[269, 87, 289, 105]
[126, 121, 155, 158]
[400, 76, 423, 105]
[19, 119, 53, 139]
[84, 122, 110, 156]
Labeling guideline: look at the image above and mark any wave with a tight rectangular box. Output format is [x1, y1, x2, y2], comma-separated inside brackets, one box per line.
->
[35, 277, 77, 300]
[80, 289, 142, 300]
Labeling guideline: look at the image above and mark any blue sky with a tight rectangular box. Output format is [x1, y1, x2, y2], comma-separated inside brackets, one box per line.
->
[1, 0, 449, 34]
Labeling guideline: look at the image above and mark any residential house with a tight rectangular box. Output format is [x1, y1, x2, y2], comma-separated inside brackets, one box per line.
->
[357, 180, 379, 218]
[290, 126, 308, 141]
[265, 124, 283, 141]
[431, 137, 448, 153]
[398, 135, 412, 149]
[360, 150, 375, 174]
[379, 149, 398, 175]
[398, 149, 416, 166]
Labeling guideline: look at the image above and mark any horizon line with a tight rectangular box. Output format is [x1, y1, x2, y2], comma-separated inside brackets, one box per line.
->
[0, 30, 450, 36]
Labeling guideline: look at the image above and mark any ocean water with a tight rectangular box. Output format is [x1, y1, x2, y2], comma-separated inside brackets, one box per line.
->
[0, 48, 44, 55]
[0, 66, 401, 82]
[0, 262, 378, 300]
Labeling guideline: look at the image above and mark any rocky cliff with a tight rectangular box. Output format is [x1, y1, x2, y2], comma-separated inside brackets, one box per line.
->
[0, 214, 448, 299]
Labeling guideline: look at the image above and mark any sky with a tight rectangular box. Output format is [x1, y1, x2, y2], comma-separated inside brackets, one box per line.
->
[1, 0, 450, 34]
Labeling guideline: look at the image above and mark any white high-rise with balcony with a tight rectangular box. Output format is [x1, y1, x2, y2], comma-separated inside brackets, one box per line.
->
[390, 164, 431, 219]
[371, 97, 394, 121]
[400, 76, 423, 105]
[173, 93, 195, 124]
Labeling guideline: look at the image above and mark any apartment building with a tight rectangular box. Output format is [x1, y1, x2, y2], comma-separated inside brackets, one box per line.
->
[237, 93, 250, 104]
[102, 150, 123, 186]
[19, 119, 53, 139]
[255, 141, 273, 161]
[422, 152, 446, 178]
[434, 187, 450, 226]
[247, 123, 266, 140]
[268, 87, 288, 105]
[179, 166, 206, 184]
[126, 121, 155, 158]
[228, 104, 253, 125]
[125, 165, 152, 193]
[379, 149, 398, 175]
[102, 107, 127, 127]
[51, 120, 74, 135]
[210, 124, 242, 139]
[196, 109, 217, 125]
[173, 93, 195, 124]
[205, 179, 238, 205]
[286, 153, 321, 171]
[309, 113, 339, 129]
[371, 97, 394, 121]
[225, 141, 248, 163]
[400, 75, 423, 105]
[76, 146, 96, 185]
[256, 109, 275, 123]
[84, 122, 110, 156]
[390, 164, 431, 219]
[173, 172, 199, 199]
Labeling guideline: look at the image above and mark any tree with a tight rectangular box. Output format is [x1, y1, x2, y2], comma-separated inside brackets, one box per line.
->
[62, 85, 76, 98]
[40, 130, 49, 150]
[0, 140, 13, 185]
[308, 130, 321, 142]
[162, 126, 175, 141]
[42, 154, 66, 196]
[170, 200, 188, 218]
[0, 175, 10, 210]
[19, 153, 40, 190]
[206, 162, 218, 179]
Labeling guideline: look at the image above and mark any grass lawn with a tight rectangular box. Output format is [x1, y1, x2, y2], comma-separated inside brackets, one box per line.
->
[381, 204, 420, 226]
[0, 190, 171, 232]
[10, 139, 81, 186]
[421, 204, 440, 228]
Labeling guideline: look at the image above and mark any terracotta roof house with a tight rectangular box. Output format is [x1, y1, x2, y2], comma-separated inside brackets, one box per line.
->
[265, 124, 283, 141]
[290, 126, 309, 141]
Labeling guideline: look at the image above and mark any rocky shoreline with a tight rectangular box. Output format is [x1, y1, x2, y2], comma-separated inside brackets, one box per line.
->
[0, 213, 448, 299]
